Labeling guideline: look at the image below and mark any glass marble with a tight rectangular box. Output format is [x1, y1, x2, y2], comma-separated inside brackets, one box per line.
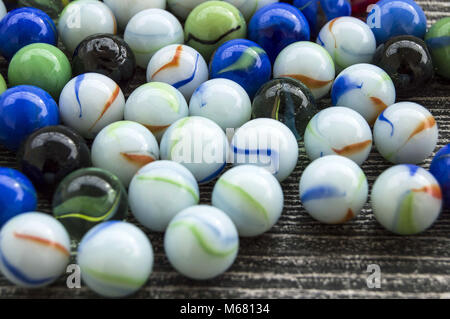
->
[304, 107, 372, 165]
[331, 63, 396, 126]
[224, 0, 279, 21]
[248, 3, 310, 63]
[103, 0, 166, 30]
[164, 205, 239, 280]
[18, 125, 91, 192]
[372, 165, 442, 235]
[59, 73, 125, 139]
[293, 0, 351, 36]
[91, 121, 160, 187]
[212, 165, 283, 237]
[209, 39, 272, 99]
[299, 155, 368, 224]
[317, 16, 376, 72]
[129, 161, 200, 232]
[231, 118, 298, 182]
[52, 168, 128, 240]
[0, 212, 70, 288]
[373, 35, 434, 94]
[0, 85, 59, 150]
[147, 44, 209, 101]
[366, 0, 426, 45]
[0, 168, 37, 228]
[124, 8, 183, 69]
[0, 74, 6, 95]
[72, 34, 136, 86]
[0, 0, 6, 20]
[189, 79, 252, 131]
[8, 43, 72, 100]
[167, 0, 211, 20]
[184, 1, 247, 61]
[373, 102, 438, 164]
[160, 116, 228, 183]
[58, 0, 117, 53]
[273, 41, 335, 100]
[430, 144, 450, 209]
[252, 77, 317, 140]
[18, 0, 70, 19]
[77, 221, 153, 297]
[124, 82, 188, 142]
[425, 17, 450, 79]
[0, 7, 57, 60]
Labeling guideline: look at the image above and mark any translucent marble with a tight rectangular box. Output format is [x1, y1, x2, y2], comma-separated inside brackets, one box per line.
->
[331, 63, 396, 126]
[124, 8, 183, 69]
[251, 77, 318, 140]
[164, 205, 239, 280]
[231, 118, 298, 182]
[189, 79, 251, 131]
[372, 165, 442, 235]
[77, 221, 154, 297]
[59, 73, 125, 139]
[103, 0, 166, 30]
[304, 107, 372, 166]
[91, 121, 160, 187]
[58, 0, 117, 53]
[317, 16, 376, 72]
[212, 165, 283, 237]
[0, 212, 70, 288]
[147, 44, 209, 101]
[52, 167, 128, 240]
[129, 161, 200, 232]
[124, 82, 188, 142]
[373, 102, 438, 164]
[299, 155, 368, 224]
[160, 116, 228, 184]
[273, 41, 335, 100]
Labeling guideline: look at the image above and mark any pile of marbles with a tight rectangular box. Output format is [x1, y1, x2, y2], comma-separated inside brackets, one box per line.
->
[0, 0, 448, 297]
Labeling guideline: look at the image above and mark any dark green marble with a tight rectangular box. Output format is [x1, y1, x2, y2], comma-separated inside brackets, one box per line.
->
[252, 77, 318, 140]
[18, 0, 70, 19]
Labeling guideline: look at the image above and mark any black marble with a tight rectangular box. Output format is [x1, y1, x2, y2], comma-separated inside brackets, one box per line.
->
[72, 33, 136, 86]
[18, 125, 91, 193]
[373, 35, 434, 94]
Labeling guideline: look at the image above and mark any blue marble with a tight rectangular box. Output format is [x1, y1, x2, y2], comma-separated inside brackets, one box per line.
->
[0, 8, 57, 60]
[0, 85, 59, 150]
[248, 3, 310, 63]
[293, 0, 351, 36]
[367, 0, 427, 45]
[209, 39, 272, 99]
[430, 144, 450, 208]
[0, 167, 37, 228]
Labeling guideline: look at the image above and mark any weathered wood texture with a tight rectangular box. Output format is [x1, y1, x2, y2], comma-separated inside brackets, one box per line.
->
[0, 0, 449, 299]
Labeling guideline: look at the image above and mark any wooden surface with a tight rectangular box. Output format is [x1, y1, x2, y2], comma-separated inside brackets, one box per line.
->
[0, 0, 449, 299]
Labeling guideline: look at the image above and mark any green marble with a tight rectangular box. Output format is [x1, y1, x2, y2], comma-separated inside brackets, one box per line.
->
[252, 77, 318, 140]
[0, 74, 6, 95]
[52, 168, 128, 240]
[184, 1, 246, 61]
[8, 43, 72, 100]
[425, 17, 450, 79]
[18, 0, 71, 19]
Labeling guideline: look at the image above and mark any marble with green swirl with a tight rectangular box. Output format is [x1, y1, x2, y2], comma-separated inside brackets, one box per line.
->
[164, 205, 239, 280]
[425, 17, 450, 79]
[210, 39, 271, 99]
[184, 1, 246, 61]
[251, 77, 318, 140]
[52, 167, 128, 240]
